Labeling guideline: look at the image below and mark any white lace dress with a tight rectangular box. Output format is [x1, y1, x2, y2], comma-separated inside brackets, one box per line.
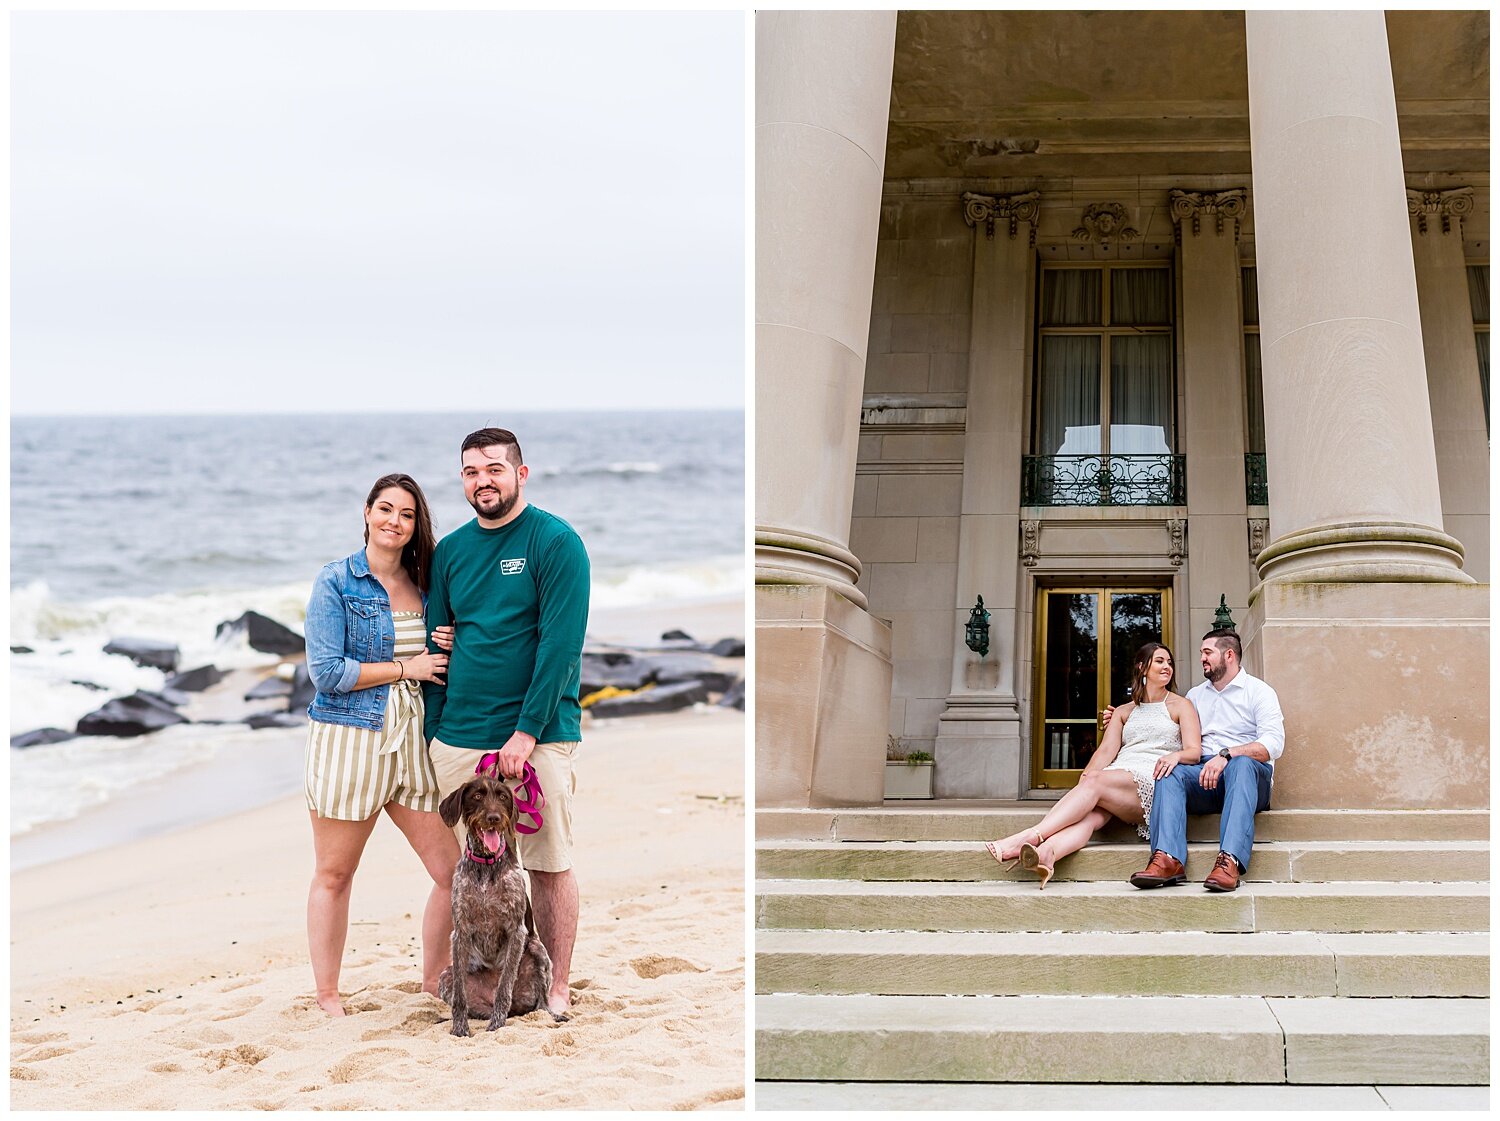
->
[1104, 699, 1182, 840]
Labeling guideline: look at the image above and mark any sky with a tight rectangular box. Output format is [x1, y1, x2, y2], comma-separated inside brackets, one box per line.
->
[10, 11, 746, 415]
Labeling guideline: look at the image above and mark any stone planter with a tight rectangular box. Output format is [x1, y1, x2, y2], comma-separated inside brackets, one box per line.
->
[884, 760, 935, 800]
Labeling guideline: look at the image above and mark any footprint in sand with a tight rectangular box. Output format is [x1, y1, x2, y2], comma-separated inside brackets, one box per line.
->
[629, 954, 708, 980]
[18, 1046, 78, 1062]
[218, 977, 257, 993]
[201, 1043, 270, 1071]
[388, 981, 423, 995]
[328, 1046, 405, 1084]
[210, 995, 265, 1022]
[197, 1026, 235, 1045]
[359, 1009, 444, 1041]
[10, 1031, 65, 1045]
[11, 1066, 43, 1081]
[147, 1062, 183, 1074]
[539, 1031, 579, 1058]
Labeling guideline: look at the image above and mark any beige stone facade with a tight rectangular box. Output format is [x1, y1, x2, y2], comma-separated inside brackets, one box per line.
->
[756, 10, 1489, 809]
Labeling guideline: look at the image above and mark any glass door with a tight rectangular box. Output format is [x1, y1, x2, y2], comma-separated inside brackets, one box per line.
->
[1032, 584, 1171, 790]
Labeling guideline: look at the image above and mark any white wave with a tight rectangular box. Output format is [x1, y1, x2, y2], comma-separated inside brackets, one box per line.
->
[590, 555, 744, 609]
[531, 461, 664, 478]
[10, 723, 266, 835]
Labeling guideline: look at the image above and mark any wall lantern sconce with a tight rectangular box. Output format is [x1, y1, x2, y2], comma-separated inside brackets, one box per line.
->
[965, 595, 991, 658]
[1213, 594, 1237, 633]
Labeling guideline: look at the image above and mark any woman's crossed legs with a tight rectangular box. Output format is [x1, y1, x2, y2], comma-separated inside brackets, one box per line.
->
[986, 769, 1145, 867]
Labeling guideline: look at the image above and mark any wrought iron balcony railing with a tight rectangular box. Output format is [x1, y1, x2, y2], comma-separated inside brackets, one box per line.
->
[1022, 454, 1186, 507]
[1245, 452, 1268, 506]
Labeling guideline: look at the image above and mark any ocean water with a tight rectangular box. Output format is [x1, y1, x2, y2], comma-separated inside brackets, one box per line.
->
[10, 410, 744, 836]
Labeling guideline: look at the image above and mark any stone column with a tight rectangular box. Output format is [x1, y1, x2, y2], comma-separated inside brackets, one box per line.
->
[931, 191, 1037, 798]
[1244, 11, 1467, 586]
[755, 11, 897, 807]
[1171, 189, 1253, 663]
[1240, 12, 1486, 810]
[1408, 187, 1489, 582]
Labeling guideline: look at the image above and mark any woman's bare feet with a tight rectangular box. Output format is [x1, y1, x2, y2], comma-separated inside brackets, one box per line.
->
[315, 992, 347, 1017]
[984, 828, 1044, 865]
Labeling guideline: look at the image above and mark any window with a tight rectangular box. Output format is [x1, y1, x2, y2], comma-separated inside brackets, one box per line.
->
[1034, 265, 1175, 457]
[1243, 266, 1267, 504]
[1468, 263, 1488, 430]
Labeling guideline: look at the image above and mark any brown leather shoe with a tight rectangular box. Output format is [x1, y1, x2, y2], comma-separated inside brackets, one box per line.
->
[1204, 851, 1241, 892]
[1129, 851, 1185, 889]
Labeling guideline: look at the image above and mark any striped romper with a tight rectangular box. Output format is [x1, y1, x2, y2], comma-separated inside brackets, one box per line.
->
[304, 611, 442, 820]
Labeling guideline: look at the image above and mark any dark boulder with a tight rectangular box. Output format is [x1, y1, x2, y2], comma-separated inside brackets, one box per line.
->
[11, 645, 34, 654]
[708, 637, 745, 658]
[717, 679, 745, 711]
[77, 691, 190, 737]
[216, 611, 305, 656]
[166, 665, 224, 692]
[287, 664, 316, 713]
[581, 652, 657, 694]
[640, 653, 737, 694]
[588, 680, 710, 718]
[660, 629, 694, 642]
[69, 679, 110, 692]
[11, 727, 78, 748]
[245, 711, 307, 729]
[244, 675, 293, 701]
[103, 637, 181, 672]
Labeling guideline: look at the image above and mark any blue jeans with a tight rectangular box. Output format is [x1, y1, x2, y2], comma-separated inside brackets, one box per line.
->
[1148, 756, 1273, 873]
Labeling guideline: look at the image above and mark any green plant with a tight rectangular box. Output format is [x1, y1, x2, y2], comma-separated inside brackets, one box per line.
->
[904, 750, 934, 768]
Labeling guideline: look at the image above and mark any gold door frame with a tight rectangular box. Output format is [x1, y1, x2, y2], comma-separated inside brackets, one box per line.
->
[1031, 582, 1174, 791]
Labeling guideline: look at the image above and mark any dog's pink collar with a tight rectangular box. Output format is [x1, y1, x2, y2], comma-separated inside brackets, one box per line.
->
[466, 839, 506, 865]
[474, 754, 545, 835]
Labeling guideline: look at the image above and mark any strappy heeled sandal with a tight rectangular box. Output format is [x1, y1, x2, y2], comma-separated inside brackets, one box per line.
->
[985, 829, 1044, 870]
[1018, 840, 1056, 890]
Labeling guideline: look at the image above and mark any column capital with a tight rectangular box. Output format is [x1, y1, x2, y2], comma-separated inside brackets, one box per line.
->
[1169, 188, 1248, 243]
[961, 190, 1039, 244]
[1406, 186, 1474, 236]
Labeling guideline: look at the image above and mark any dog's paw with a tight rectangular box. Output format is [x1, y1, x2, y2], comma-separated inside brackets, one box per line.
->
[449, 1020, 471, 1038]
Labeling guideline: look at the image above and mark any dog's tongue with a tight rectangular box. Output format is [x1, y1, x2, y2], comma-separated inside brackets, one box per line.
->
[481, 830, 502, 854]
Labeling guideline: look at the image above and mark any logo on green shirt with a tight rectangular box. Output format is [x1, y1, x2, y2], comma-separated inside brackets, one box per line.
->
[500, 558, 527, 575]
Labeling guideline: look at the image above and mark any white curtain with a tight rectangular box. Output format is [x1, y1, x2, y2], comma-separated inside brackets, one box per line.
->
[1038, 336, 1101, 454]
[1040, 270, 1100, 326]
[1111, 268, 1171, 326]
[1109, 335, 1173, 454]
[1244, 334, 1265, 452]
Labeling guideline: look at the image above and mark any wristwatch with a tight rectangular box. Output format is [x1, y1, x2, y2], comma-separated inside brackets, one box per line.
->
[1218, 748, 1232, 761]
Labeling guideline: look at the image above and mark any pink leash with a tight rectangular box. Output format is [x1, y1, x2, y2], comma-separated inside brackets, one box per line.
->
[475, 753, 545, 835]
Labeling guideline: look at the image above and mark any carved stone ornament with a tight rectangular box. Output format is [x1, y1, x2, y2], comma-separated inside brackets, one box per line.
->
[1169, 188, 1248, 243]
[1020, 520, 1041, 567]
[1071, 202, 1139, 247]
[1248, 518, 1269, 563]
[1167, 519, 1186, 567]
[962, 190, 1040, 244]
[1406, 187, 1474, 236]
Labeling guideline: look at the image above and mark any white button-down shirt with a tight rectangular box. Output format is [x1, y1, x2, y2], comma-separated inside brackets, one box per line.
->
[1186, 669, 1285, 766]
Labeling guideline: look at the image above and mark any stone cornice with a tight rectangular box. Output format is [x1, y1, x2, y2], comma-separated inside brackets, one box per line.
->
[961, 190, 1040, 243]
[1406, 186, 1474, 236]
[1169, 188, 1248, 242]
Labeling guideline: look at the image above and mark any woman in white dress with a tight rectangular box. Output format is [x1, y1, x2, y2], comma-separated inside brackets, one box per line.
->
[984, 643, 1202, 888]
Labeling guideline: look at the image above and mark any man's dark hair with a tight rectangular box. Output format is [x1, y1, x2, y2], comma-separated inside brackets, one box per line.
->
[461, 427, 523, 467]
[1203, 629, 1242, 661]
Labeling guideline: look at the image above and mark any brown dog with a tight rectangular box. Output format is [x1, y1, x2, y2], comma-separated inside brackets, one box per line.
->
[437, 769, 555, 1035]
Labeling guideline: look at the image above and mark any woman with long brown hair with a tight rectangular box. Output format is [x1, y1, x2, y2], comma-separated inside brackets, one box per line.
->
[984, 642, 1202, 888]
[302, 473, 457, 1016]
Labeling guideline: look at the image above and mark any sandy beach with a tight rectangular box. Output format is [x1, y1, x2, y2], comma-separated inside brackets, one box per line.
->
[10, 600, 747, 1110]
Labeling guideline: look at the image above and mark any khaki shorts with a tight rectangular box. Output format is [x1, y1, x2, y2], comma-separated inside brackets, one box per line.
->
[429, 737, 578, 873]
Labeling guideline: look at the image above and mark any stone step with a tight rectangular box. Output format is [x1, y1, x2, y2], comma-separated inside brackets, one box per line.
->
[754, 1082, 1492, 1110]
[756, 930, 1490, 997]
[754, 994, 1490, 1085]
[756, 806, 1490, 843]
[756, 839, 1488, 883]
[755, 879, 1490, 934]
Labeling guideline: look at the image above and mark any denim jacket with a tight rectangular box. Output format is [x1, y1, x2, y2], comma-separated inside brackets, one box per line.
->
[305, 548, 426, 731]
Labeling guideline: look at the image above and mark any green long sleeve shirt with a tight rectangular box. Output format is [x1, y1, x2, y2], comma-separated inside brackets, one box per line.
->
[422, 505, 590, 748]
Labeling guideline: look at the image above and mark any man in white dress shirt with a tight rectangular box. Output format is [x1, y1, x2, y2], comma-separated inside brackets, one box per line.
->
[1129, 629, 1285, 892]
